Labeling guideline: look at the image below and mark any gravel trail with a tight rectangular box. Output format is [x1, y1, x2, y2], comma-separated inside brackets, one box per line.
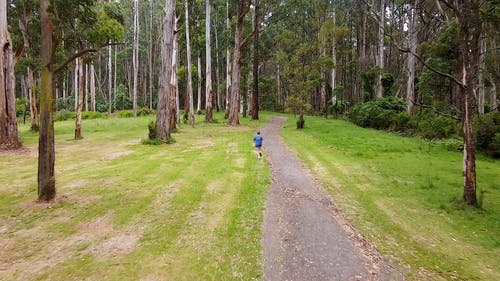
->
[261, 117, 404, 281]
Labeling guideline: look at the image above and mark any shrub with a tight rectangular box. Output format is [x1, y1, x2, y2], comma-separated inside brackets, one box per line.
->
[148, 120, 157, 140]
[54, 110, 76, 121]
[348, 97, 406, 129]
[473, 112, 500, 158]
[113, 85, 132, 111]
[418, 115, 457, 139]
[137, 108, 155, 116]
[117, 110, 134, 118]
[390, 112, 414, 133]
[82, 111, 103, 119]
[15, 98, 29, 117]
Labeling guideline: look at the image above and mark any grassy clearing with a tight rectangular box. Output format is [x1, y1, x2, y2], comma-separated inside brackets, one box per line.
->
[0, 112, 269, 281]
[279, 115, 499, 281]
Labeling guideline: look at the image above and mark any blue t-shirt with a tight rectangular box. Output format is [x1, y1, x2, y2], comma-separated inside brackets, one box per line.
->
[253, 135, 263, 147]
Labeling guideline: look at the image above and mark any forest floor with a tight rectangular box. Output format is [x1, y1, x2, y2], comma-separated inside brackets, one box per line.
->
[262, 117, 404, 281]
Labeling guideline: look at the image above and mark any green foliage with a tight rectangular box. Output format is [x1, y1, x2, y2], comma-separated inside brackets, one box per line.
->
[360, 66, 380, 101]
[348, 97, 406, 129]
[55, 96, 75, 111]
[116, 110, 134, 118]
[113, 85, 132, 111]
[137, 108, 156, 116]
[381, 73, 395, 97]
[81, 111, 103, 119]
[15, 98, 29, 117]
[348, 98, 459, 140]
[147, 120, 157, 140]
[474, 112, 500, 158]
[53, 110, 103, 122]
[285, 95, 312, 116]
[54, 110, 77, 122]
[418, 115, 457, 140]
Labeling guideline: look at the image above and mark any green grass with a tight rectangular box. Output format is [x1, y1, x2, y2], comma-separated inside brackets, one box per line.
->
[280, 115, 499, 281]
[0, 112, 270, 281]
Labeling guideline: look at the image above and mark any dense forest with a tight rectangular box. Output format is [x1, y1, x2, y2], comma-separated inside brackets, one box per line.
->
[1, 0, 499, 205]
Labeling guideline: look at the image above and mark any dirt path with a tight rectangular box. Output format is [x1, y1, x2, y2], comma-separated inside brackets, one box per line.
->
[261, 117, 403, 281]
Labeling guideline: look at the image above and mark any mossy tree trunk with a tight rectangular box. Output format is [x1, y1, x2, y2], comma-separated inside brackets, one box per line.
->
[38, 0, 55, 201]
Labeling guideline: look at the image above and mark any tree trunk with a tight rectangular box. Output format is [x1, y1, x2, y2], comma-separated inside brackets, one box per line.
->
[205, 0, 214, 122]
[228, 1, 250, 126]
[225, 0, 231, 118]
[90, 64, 96, 111]
[149, 0, 154, 110]
[38, 0, 56, 201]
[185, 0, 195, 126]
[174, 17, 180, 124]
[489, 74, 497, 112]
[476, 28, 485, 114]
[85, 63, 89, 111]
[250, 0, 260, 120]
[0, 0, 21, 150]
[133, 0, 139, 117]
[114, 44, 117, 106]
[108, 44, 112, 113]
[169, 14, 178, 130]
[75, 58, 84, 139]
[156, 0, 175, 142]
[406, 0, 419, 114]
[74, 57, 79, 110]
[457, 0, 478, 206]
[331, 6, 337, 105]
[215, 23, 221, 111]
[376, 0, 385, 99]
[27, 67, 39, 131]
[197, 55, 202, 113]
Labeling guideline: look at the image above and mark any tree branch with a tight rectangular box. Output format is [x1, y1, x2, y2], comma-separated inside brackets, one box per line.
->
[413, 100, 462, 120]
[54, 43, 124, 75]
[14, 44, 24, 65]
[361, 0, 464, 87]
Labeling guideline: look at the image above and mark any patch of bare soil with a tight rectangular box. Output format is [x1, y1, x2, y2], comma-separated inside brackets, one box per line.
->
[0, 146, 37, 158]
[0, 213, 142, 280]
[261, 117, 404, 281]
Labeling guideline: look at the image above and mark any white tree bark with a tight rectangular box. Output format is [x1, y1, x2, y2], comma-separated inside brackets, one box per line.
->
[477, 29, 486, 114]
[133, 0, 140, 117]
[215, 22, 221, 111]
[74, 57, 79, 111]
[376, 0, 385, 99]
[174, 17, 180, 123]
[331, 6, 337, 104]
[197, 55, 202, 112]
[225, 0, 231, 112]
[185, 0, 195, 126]
[406, 0, 418, 114]
[205, 0, 214, 122]
[0, 0, 21, 149]
[90, 64, 96, 111]
[85, 63, 89, 111]
[149, 0, 154, 110]
[108, 45, 112, 113]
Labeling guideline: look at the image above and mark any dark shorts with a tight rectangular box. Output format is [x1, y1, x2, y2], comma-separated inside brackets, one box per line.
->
[255, 145, 262, 148]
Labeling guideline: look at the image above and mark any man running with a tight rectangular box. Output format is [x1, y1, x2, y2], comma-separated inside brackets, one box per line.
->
[253, 131, 263, 159]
